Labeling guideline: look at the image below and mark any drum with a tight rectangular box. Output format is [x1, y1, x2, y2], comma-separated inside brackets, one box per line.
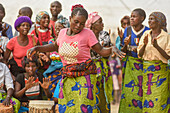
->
[0, 103, 13, 113]
[29, 100, 56, 113]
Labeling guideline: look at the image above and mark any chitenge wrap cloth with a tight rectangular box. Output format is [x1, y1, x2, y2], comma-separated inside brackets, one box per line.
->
[119, 56, 143, 113]
[61, 59, 97, 78]
[142, 60, 169, 113]
[58, 59, 98, 113]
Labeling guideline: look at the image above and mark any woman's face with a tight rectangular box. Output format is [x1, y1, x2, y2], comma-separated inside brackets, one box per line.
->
[25, 62, 37, 77]
[69, 14, 87, 34]
[39, 14, 50, 29]
[148, 15, 159, 29]
[92, 17, 104, 32]
[130, 11, 143, 26]
[17, 22, 30, 35]
[121, 19, 130, 29]
[55, 22, 64, 36]
[50, 2, 62, 16]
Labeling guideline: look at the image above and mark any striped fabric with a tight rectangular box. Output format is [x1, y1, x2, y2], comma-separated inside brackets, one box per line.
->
[25, 77, 40, 100]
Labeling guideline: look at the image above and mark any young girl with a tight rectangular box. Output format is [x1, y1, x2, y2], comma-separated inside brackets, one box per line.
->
[14, 55, 52, 112]
[31, 11, 52, 45]
[27, 6, 124, 113]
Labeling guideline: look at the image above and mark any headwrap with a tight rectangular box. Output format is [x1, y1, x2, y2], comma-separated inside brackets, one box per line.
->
[85, 12, 101, 29]
[36, 11, 49, 23]
[55, 17, 70, 28]
[71, 4, 84, 12]
[150, 12, 167, 32]
[14, 16, 32, 31]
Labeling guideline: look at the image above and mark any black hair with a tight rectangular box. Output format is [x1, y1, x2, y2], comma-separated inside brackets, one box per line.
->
[51, 1, 62, 6]
[0, 4, 5, 15]
[133, 8, 146, 20]
[121, 15, 130, 24]
[22, 55, 39, 68]
[71, 7, 88, 20]
[20, 7, 33, 17]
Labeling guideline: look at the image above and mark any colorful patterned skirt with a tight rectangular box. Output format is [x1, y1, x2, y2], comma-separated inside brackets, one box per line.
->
[119, 56, 170, 113]
[58, 59, 98, 113]
[142, 60, 169, 113]
[48, 69, 62, 96]
[0, 93, 20, 113]
[119, 56, 143, 113]
[94, 58, 113, 113]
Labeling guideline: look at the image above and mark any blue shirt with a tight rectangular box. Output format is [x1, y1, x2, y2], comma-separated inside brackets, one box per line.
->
[122, 26, 150, 58]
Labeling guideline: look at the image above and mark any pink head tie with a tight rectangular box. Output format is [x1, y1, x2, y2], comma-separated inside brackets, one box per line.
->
[85, 12, 101, 28]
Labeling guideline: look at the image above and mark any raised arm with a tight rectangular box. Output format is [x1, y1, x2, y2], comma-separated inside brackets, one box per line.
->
[92, 43, 111, 57]
[14, 76, 35, 98]
[152, 38, 170, 60]
[27, 43, 58, 59]
[138, 35, 148, 58]
[92, 43, 125, 59]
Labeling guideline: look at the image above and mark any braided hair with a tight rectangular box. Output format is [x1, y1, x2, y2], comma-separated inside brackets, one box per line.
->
[71, 4, 88, 20]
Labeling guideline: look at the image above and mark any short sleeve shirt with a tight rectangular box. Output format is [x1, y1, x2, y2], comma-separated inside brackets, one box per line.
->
[57, 28, 98, 66]
[7, 35, 38, 67]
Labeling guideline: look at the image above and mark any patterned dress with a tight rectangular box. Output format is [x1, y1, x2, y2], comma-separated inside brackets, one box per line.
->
[91, 31, 113, 113]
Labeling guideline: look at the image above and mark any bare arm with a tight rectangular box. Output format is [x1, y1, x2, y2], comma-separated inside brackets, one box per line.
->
[27, 43, 58, 59]
[3, 48, 11, 65]
[138, 45, 146, 58]
[14, 77, 35, 98]
[14, 81, 26, 98]
[92, 43, 125, 58]
[3, 88, 13, 106]
[153, 39, 170, 60]
[121, 45, 128, 53]
[92, 43, 111, 57]
[121, 35, 131, 53]
[34, 43, 58, 53]
[39, 78, 52, 98]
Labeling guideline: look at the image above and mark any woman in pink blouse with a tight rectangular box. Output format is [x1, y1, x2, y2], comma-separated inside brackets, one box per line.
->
[27, 5, 124, 113]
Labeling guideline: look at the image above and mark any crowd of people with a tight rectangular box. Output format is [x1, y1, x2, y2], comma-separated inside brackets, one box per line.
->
[0, 1, 169, 113]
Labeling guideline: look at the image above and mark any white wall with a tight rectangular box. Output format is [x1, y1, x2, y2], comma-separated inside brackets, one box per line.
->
[1, 0, 170, 35]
